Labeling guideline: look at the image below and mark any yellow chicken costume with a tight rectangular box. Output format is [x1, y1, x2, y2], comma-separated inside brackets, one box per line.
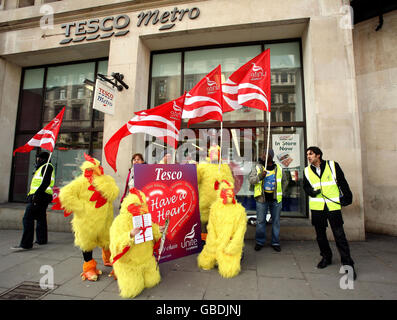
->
[197, 179, 247, 278]
[110, 188, 162, 299]
[197, 144, 234, 239]
[57, 154, 119, 281]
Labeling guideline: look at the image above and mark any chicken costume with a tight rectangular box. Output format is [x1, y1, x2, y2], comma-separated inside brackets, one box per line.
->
[197, 179, 247, 278]
[110, 188, 162, 299]
[197, 145, 234, 238]
[56, 154, 119, 281]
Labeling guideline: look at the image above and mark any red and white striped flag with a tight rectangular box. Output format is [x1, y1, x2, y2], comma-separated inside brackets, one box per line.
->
[182, 65, 222, 126]
[222, 49, 271, 113]
[104, 94, 186, 172]
[13, 107, 65, 155]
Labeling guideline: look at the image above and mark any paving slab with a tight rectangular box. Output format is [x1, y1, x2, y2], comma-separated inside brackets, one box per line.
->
[203, 269, 259, 300]
[257, 253, 304, 279]
[258, 276, 315, 300]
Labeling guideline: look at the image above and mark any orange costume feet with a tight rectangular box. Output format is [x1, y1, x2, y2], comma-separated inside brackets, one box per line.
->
[102, 248, 112, 267]
[81, 259, 102, 281]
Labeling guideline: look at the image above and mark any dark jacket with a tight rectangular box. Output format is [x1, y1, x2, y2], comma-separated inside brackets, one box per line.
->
[29, 161, 54, 205]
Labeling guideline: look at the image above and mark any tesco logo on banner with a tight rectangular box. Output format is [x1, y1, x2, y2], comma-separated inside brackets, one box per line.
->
[93, 79, 115, 115]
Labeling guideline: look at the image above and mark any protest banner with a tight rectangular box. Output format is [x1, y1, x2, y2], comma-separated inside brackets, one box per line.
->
[134, 163, 202, 263]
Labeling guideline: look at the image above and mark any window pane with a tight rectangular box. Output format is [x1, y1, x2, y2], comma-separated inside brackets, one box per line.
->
[271, 126, 307, 217]
[266, 42, 303, 121]
[18, 0, 34, 8]
[10, 135, 37, 202]
[184, 46, 262, 123]
[44, 62, 95, 129]
[51, 132, 91, 187]
[17, 68, 45, 131]
[151, 53, 181, 107]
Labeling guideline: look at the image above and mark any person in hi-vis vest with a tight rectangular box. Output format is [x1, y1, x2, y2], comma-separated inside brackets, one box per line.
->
[249, 149, 289, 252]
[11, 151, 55, 250]
[303, 146, 356, 280]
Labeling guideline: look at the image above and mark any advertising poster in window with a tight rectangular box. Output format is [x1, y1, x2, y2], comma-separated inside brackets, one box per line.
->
[134, 164, 202, 263]
[93, 79, 115, 115]
[272, 134, 300, 168]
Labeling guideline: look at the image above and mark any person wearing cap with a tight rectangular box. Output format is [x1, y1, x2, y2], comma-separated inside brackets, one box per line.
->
[249, 149, 288, 252]
[11, 151, 55, 250]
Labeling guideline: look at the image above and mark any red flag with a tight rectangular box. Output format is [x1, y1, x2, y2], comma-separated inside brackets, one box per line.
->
[182, 65, 223, 126]
[104, 94, 185, 172]
[222, 49, 271, 112]
[13, 107, 65, 155]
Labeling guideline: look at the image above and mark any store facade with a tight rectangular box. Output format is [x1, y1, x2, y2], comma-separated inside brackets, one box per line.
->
[0, 0, 369, 240]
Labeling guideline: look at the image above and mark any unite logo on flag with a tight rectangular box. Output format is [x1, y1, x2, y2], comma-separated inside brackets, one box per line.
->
[250, 63, 265, 81]
[170, 101, 183, 121]
[206, 76, 220, 95]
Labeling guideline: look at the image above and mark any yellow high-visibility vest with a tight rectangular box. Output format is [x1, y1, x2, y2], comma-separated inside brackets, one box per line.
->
[304, 160, 341, 211]
[28, 163, 55, 196]
[254, 164, 282, 203]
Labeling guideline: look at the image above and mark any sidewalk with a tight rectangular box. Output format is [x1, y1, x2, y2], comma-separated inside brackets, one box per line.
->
[0, 229, 396, 300]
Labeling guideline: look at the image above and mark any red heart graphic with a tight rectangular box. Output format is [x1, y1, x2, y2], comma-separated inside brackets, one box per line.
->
[142, 181, 197, 240]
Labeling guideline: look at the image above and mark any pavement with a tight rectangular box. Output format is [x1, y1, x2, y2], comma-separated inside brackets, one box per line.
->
[0, 228, 397, 301]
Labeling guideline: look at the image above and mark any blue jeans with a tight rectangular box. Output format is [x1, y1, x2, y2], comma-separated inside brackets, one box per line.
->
[255, 200, 281, 246]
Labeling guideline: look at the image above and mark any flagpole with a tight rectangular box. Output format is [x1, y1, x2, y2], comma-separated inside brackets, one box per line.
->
[41, 151, 53, 181]
[218, 120, 223, 170]
[264, 111, 271, 171]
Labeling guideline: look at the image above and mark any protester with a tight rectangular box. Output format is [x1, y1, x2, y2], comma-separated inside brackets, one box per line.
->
[303, 146, 356, 280]
[249, 149, 289, 252]
[11, 151, 54, 250]
[57, 154, 119, 281]
[120, 153, 145, 204]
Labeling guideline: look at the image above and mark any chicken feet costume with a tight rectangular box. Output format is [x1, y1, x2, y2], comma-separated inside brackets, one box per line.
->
[110, 188, 162, 299]
[198, 179, 247, 278]
[197, 145, 234, 239]
[57, 154, 119, 281]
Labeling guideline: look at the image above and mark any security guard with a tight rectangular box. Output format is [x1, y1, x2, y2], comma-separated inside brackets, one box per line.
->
[303, 146, 356, 280]
[11, 151, 55, 250]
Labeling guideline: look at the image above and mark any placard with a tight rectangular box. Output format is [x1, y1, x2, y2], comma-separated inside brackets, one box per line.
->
[134, 164, 202, 263]
[92, 79, 115, 115]
[132, 213, 153, 244]
[272, 134, 300, 168]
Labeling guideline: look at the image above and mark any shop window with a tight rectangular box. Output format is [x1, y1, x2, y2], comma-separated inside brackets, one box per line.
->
[151, 53, 181, 107]
[149, 40, 306, 217]
[18, 0, 34, 8]
[11, 59, 107, 202]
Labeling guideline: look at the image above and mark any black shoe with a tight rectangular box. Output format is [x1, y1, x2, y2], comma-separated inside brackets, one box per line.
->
[254, 244, 263, 251]
[317, 257, 332, 269]
[271, 245, 281, 252]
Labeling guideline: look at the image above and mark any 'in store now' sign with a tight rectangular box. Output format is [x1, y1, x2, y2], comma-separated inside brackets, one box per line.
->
[59, 7, 200, 45]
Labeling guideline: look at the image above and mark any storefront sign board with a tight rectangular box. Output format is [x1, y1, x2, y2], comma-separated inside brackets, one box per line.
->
[93, 79, 115, 115]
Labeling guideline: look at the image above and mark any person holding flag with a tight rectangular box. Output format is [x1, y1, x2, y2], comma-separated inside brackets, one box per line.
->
[10, 108, 65, 250]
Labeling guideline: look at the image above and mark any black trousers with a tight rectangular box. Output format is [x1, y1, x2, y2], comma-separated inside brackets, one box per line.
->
[20, 201, 49, 248]
[312, 209, 354, 266]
